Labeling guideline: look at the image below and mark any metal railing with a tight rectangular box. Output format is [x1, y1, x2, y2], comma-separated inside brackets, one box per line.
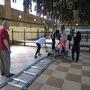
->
[11, 29, 52, 46]
[10, 29, 90, 47]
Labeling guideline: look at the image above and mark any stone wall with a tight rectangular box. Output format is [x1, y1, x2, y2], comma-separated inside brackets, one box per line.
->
[0, 5, 47, 26]
[0, 5, 54, 40]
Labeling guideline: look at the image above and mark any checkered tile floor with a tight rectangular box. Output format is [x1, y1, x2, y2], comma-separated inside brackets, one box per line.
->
[28, 52, 90, 90]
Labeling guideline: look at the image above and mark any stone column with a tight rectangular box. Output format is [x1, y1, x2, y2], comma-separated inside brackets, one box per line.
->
[23, 0, 29, 21]
[73, 10, 80, 25]
[23, 0, 29, 14]
[4, 0, 12, 18]
[5, 0, 11, 6]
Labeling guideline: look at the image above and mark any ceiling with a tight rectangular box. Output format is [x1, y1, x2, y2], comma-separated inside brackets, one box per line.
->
[23, 0, 90, 23]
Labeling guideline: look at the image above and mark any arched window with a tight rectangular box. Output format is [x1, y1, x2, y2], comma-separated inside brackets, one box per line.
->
[11, 0, 23, 11]
[0, 0, 4, 5]
[12, 0, 16, 3]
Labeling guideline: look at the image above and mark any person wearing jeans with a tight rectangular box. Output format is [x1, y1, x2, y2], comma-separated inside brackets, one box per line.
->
[34, 36, 47, 58]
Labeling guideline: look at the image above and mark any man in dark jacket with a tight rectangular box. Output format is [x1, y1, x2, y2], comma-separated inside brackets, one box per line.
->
[72, 31, 81, 62]
[51, 30, 61, 50]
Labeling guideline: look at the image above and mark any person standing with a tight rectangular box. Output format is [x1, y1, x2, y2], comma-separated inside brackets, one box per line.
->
[72, 31, 81, 62]
[34, 36, 47, 58]
[0, 20, 15, 77]
[51, 30, 61, 50]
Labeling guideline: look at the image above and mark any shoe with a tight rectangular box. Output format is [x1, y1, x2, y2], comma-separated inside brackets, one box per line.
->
[6, 73, 15, 77]
[38, 53, 41, 56]
[73, 60, 77, 63]
[34, 55, 38, 58]
[1, 73, 5, 76]
[75, 60, 78, 62]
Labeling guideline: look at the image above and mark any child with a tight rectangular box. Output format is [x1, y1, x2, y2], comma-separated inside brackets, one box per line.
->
[72, 31, 81, 62]
[61, 25, 67, 52]
[34, 36, 47, 58]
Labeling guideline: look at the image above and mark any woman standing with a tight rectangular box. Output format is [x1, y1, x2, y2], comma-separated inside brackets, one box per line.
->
[72, 31, 81, 62]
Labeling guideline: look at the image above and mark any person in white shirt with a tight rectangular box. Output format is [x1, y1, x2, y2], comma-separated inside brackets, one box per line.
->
[34, 36, 47, 58]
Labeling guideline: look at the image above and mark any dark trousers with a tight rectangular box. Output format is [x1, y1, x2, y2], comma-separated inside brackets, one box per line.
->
[0, 51, 11, 76]
[72, 46, 80, 62]
[52, 39, 55, 49]
[35, 43, 41, 56]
